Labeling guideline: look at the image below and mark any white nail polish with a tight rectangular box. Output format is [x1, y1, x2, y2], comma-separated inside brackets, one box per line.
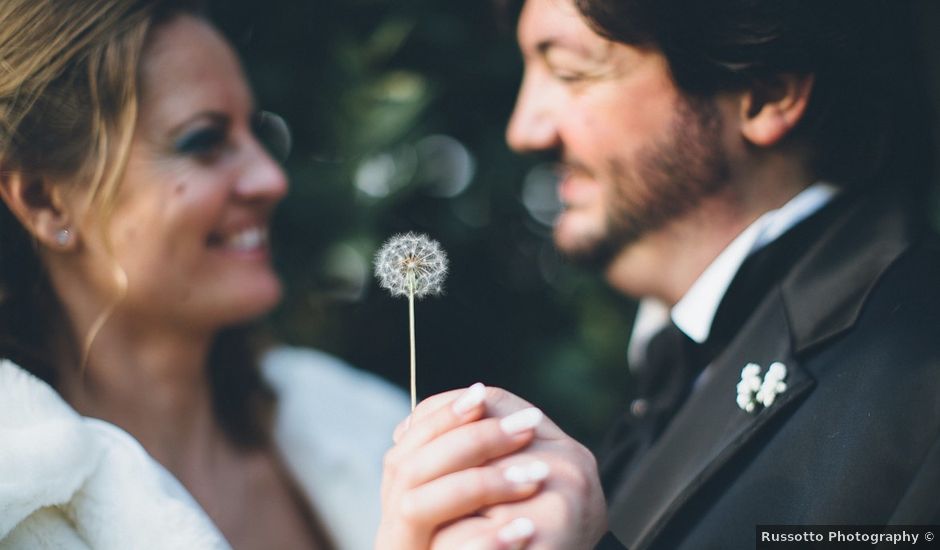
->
[452, 382, 486, 415]
[500, 407, 543, 435]
[497, 517, 535, 543]
[525, 460, 550, 482]
[504, 460, 551, 484]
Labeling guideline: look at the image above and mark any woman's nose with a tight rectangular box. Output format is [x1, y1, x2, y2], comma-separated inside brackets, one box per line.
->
[234, 141, 288, 202]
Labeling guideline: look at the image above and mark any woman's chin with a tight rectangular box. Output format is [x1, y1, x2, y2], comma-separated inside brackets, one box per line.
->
[212, 279, 283, 327]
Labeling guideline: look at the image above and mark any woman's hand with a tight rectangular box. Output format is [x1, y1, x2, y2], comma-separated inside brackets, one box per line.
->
[376, 384, 550, 550]
[376, 385, 608, 550]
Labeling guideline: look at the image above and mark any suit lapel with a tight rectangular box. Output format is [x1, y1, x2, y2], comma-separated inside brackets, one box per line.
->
[782, 186, 914, 353]
[608, 290, 814, 549]
[606, 186, 919, 549]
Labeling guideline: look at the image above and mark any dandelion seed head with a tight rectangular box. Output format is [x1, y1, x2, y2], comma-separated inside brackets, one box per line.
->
[374, 232, 449, 298]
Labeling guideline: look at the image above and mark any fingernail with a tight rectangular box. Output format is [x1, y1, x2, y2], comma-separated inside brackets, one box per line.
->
[500, 407, 543, 435]
[504, 460, 550, 484]
[452, 382, 486, 415]
[497, 517, 535, 544]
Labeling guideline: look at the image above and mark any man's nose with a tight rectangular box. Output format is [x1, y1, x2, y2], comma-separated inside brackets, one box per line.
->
[505, 76, 559, 153]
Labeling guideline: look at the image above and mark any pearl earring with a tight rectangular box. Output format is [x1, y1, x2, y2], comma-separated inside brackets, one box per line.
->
[56, 228, 72, 247]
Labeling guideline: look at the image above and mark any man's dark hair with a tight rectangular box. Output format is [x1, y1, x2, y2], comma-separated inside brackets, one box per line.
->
[571, 0, 935, 193]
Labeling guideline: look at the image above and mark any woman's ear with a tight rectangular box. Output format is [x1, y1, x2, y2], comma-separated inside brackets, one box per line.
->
[0, 170, 78, 250]
[738, 73, 815, 147]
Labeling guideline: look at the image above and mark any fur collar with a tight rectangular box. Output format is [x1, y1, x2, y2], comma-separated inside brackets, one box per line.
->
[0, 349, 407, 550]
[0, 359, 230, 548]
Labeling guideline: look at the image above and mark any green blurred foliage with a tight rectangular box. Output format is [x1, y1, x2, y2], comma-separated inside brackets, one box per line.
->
[209, 0, 638, 447]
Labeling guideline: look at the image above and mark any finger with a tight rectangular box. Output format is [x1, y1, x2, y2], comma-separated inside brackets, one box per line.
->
[393, 387, 472, 444]
[399, 383, 488, 444]
[400, 461, 550, 528]
[433, 517, 536, 550]
[494, 518, 537, 550]
[394, 408, 544, 489]
[398, 386, 553, 445]
[393, 383, 488, 450]
[384, 384, 495, 503]
[407, 384, 538, 436]
[414, 386, 476, 419]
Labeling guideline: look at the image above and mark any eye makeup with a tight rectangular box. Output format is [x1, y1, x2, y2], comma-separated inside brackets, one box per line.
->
[171, 112, 232, 162]
[174, 125, 226, 154]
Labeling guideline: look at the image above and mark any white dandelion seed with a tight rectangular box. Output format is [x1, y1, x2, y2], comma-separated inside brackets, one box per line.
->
[374, 232, 449, 298]
[374, 232, 449, 410]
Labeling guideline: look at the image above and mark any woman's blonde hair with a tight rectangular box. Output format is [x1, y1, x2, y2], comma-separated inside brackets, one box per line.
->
[0, 0, 160, 215]
[0, 0, 273, 448]
[1, 0, 166, 376]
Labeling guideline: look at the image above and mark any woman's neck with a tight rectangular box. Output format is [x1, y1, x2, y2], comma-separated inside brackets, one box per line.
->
[56, 313, 233, 474]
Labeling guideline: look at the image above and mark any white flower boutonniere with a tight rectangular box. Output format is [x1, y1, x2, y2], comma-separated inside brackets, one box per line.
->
[736, 361, 788, 414]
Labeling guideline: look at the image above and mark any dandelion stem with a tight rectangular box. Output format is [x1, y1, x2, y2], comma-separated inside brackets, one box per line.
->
[374, 233, 447, 412]
[408, 271, 417, 411]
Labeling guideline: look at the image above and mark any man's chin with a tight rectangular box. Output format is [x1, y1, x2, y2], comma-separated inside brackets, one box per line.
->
[555, 233, 619, 270]
[553, 219, 643, 270]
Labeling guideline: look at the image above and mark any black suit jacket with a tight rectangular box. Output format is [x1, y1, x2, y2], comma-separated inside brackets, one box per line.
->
[599, 187, 940, 549]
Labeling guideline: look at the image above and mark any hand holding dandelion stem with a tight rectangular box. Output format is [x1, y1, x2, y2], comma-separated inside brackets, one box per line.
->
[375, 233, 448, 411]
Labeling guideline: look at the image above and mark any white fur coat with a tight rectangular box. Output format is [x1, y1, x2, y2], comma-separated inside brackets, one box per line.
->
[0, 347, 409, 550]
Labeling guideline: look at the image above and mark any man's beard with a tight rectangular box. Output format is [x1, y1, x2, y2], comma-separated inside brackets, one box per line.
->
[560, 95, 731, 268]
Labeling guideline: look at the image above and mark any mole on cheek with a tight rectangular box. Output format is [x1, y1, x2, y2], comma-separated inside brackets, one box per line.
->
[174, 182, 187, 195]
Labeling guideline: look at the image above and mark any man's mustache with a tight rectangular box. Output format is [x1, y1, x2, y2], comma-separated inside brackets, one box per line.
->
[555, 154, 593, 180]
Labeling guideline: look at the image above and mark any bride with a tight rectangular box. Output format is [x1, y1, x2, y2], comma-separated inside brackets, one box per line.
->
[0, 1, 408, 548]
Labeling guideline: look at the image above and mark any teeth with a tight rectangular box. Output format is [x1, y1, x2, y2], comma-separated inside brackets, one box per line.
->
[224, 227, 267, 251]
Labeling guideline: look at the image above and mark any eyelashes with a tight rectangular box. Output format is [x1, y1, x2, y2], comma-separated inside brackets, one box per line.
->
[174, 125, 228, 159]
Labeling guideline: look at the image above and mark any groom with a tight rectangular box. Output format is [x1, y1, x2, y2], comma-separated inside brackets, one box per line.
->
[382, 0, 940, 547]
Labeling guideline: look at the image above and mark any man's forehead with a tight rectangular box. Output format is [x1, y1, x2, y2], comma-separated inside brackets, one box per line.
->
[516, 0, 608, 57]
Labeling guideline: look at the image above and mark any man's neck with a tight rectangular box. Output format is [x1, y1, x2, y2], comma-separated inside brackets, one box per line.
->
[605, 167, 813, 305]
[604, 193, 759, 305]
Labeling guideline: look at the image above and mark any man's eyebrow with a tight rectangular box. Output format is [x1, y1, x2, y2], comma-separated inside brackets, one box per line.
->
[536, 37, 598, 60]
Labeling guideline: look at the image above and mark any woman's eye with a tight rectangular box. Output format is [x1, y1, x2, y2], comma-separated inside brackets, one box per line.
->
[174, 127, 227, 158]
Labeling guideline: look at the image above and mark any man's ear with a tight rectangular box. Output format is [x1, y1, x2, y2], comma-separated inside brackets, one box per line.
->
[739, 73, 815, 147]
[0, 170, 77, 250]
